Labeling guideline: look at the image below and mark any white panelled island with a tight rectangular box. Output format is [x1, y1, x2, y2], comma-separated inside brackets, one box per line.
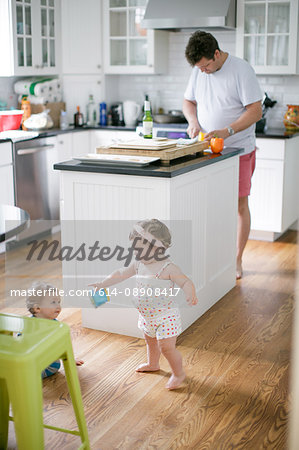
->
[54, 148, 242, 338]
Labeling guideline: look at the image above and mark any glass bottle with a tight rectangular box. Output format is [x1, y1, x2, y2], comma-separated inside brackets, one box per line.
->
[60, 110, 68, 130]
[74, 106, 84, 127]
[142, 99, 153, 139]
[86, 95, 97, 127]
[21, 96, 31, 131]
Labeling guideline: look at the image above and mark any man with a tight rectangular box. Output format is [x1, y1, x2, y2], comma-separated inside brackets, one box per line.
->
[183, 31, 262, 279]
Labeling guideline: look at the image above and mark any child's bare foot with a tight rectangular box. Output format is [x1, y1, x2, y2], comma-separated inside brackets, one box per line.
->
[166, 372, 186, 390]
[136, 363, 160, 372]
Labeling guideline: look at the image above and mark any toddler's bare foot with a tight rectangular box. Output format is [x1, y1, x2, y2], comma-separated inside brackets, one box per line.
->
[136, 363, 160, 372]
[166, 372, 186, 390]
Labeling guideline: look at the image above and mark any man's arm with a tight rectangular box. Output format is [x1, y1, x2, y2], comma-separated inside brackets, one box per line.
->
[204, 100, 263, 140]
[183, 98, 201, 138]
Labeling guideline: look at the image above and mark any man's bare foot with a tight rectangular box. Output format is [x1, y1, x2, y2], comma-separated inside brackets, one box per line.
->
[136, 363, 160, 372]
[166, 372, 186, 390]
[236, 261, 243, 280]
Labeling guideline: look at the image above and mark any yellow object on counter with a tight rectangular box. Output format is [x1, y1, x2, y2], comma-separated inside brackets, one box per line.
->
[198, 131, 205, 141]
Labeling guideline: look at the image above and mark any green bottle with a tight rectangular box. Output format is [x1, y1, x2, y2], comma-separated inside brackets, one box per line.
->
[142, 99, 153, 139]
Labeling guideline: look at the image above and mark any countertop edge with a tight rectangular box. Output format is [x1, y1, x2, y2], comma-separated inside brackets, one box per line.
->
[54, 148, 243, 178]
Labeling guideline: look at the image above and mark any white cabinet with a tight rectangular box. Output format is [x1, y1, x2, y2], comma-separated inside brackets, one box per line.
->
[61, 0, 102, 75]
[249, 136, 299, 240]
[0, 0, 61, 76]
[56, 133, 72, 162]
[0, 143, 14, 206]
[103, 0, 168, 74]
[71, 131, 91, 157]
[236, 0, 299, 74]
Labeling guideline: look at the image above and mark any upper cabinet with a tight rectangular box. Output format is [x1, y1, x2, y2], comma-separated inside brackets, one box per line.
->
[103, 0, 168, 74]
[0, 0, 61, 76]
[61, 0, 102, 75]
[236, 0, 299, 74]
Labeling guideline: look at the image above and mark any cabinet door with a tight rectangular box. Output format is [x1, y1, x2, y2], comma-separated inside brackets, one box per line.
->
[62, 75, 102, 125]
[61, 0, 102, 74]
[12, 0, 60, 76]
[104, 0, 168, 74]
[0, 165, 15, 206]
[71, 131, 91, 157]
[56, 133, 72, 162]
[11, 0, 35, 75]
[236, 0, 299, 74]
[249, 159, 284, 232]
[34, 0, 61, 74]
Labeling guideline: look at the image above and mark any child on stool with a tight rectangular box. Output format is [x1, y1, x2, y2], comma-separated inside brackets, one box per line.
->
[90, 219, 198, 390]
[26, 281, 84, 378]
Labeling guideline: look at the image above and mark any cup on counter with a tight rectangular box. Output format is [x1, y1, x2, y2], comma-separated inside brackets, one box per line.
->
[123, 100, 141, 127]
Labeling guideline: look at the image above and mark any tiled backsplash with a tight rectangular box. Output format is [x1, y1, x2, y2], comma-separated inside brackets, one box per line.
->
[1, 30, 299, 130]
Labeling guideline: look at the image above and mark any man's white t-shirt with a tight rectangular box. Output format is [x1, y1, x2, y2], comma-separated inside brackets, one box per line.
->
[184, 54, 262, 155]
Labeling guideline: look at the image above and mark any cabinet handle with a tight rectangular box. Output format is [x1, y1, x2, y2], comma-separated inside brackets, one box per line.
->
[97, 64, 101, 69]
[17, 144, 55, 155]
[35, 64, 40, 69]
[97, 80, 101, 84]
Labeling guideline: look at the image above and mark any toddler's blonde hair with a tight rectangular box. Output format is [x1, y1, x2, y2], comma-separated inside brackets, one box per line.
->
[26, 281, 58, 314]
[129, 219, 171, 249]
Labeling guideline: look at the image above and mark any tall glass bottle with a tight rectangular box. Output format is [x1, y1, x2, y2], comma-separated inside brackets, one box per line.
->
[74, 106, 84, 127]
[142, 99, 153, 139]
[86, 95, 97, 126]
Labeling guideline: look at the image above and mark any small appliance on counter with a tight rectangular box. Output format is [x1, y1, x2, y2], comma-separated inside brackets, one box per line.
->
[110, 103, 125, 126]
[256, 92, 277, 133]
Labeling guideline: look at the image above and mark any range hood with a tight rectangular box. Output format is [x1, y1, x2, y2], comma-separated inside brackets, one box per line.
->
[142, 0, 236, 31]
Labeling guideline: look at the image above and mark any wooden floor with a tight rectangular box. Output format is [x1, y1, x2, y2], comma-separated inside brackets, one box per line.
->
[0, 230, 297, 449]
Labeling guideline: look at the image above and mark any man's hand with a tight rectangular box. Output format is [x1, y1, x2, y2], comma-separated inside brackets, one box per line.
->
[187, 120, 201, 139]
[204, 128, 229, 141]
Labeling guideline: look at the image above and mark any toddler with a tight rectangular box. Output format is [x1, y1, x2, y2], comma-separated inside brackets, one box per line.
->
[26, 281, 84, 378]
[90, 219, 198, 390]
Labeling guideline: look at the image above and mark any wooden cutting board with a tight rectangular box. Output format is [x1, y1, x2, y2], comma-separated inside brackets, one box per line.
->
[96, 140, 209, 165]
[109, 138, 178, 151]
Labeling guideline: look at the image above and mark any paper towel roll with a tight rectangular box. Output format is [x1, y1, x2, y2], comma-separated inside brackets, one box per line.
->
[33, 83, 49, 97]
[14, 79, 35, 95]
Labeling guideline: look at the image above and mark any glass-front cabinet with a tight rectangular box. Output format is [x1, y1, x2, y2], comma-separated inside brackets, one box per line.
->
[236, 0, 299, 74]
[0, 0, 60, 76]
[104, 0, 168, 74]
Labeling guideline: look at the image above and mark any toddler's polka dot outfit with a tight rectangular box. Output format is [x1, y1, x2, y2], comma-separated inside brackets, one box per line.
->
[135, 260, 182, 340]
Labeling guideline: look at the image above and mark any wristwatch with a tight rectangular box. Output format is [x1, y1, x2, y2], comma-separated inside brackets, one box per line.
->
[227, 126, 235, 136]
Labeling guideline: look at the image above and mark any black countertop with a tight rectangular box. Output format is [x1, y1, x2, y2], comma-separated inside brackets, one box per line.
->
[256, 127, 299, 139]
[2, 125, 298, 145]
[54, 147, 243, 178]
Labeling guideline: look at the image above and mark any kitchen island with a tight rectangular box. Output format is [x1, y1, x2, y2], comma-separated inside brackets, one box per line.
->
[54, 147, 242, 337]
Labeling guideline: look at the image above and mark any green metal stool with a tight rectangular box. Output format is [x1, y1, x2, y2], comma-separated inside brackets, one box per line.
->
[0, 313, 90, 450]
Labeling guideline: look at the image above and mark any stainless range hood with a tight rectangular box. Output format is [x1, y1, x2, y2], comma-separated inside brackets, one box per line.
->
[142, 0, 236, 31]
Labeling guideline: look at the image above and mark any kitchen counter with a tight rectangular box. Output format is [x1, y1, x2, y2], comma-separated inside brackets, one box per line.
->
[56, 145, 241, 337]
[0, 125, 137, 144]
[2, 125, 298, 145]
[54, 147, 242, 178]
[256, 127, 299, 139]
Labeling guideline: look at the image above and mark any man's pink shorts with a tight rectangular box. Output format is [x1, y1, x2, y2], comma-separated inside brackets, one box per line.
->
[239, 149, 256, 198]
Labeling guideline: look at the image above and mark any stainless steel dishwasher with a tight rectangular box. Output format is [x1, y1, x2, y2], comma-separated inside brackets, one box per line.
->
[10, 135, 60, 244]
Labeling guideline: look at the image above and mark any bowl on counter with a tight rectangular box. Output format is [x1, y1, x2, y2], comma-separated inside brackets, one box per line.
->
[0, 110, 23, 132]
[153, 110, 187, 124]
